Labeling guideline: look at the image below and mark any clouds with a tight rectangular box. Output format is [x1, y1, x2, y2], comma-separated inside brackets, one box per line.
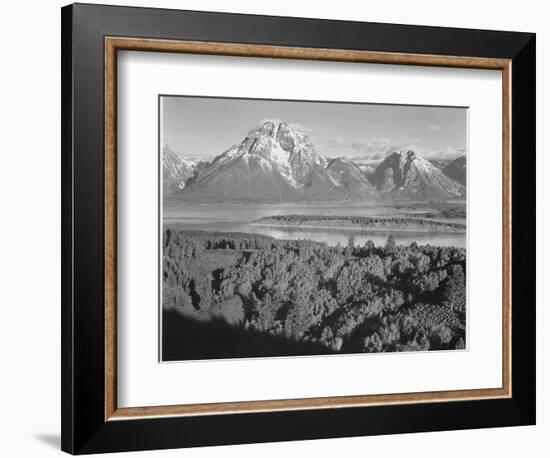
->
[327, 136, 393, 152]
[258, 118, 313, 134]
[324, 136, 420, 159]
[428, 146, 467, 160]
[163, 95, 468, 162]
[322, 136, 466, 162]
[291, 122, 313, 133]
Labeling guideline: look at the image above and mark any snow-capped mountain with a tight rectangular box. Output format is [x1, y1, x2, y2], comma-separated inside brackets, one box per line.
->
[180, 120, 375, 203]
[442, 155, 467, 186]
[173, 121, 464, 203]
[370, 150, 465, 200]
[162, 145, 199, 195]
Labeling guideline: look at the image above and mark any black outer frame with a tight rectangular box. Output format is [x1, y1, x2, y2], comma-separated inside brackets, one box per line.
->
[61, 3, 536, 454]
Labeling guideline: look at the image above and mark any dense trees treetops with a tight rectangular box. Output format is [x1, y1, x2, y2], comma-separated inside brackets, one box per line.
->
[254, 214, 466, 233]
[163, 229, 466, 358]
[394, 202, 466, 220]
[418, 207, 466, 219]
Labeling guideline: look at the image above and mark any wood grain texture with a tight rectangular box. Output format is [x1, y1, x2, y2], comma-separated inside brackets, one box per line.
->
[103, 36, 512, 420]
[106, 37, 510, 69]
[104, 38, 117, 420]
[109, 387, 510, 419]
[502, 62, 512, 398]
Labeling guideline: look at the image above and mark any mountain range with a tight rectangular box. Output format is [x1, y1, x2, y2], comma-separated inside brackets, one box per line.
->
[369, 150, 465, 201]
[163, 120, 466, 203]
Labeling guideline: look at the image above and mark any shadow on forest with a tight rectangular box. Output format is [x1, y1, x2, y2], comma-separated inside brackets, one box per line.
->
[162, 309, 336, 361]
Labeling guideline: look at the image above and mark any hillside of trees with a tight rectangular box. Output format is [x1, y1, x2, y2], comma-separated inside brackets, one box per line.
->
[162, 229, 466, 360]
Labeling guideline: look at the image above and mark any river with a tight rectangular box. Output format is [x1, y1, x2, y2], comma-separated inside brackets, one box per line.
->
[163, 201, 466, 248]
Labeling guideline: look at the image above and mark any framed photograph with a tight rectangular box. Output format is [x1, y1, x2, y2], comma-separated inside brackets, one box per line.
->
[61, 3, 536, 454]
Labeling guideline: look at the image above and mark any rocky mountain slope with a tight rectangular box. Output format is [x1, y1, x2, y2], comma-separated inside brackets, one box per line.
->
[162, 145, 199, 195]
[428, 159, 451, 170]
[167, 121, 465, 203]
[179, 120, 377, 203]
[370, 150, 465, 201]
[442, 155, 467, 186]
[326, 157, 378, 198]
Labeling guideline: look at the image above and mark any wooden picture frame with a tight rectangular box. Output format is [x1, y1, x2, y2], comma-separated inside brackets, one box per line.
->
[62, 3, 535, 454]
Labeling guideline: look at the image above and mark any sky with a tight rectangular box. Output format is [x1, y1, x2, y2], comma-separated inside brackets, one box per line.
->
[161, 95, 467, 162]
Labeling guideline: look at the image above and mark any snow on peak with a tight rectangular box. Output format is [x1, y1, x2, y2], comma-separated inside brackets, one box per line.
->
[225, 119, 324, 187]
[180, 157, 198, 168]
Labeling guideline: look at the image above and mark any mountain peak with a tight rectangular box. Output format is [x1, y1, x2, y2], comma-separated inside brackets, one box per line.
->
[371, 149, 465, 200]
[247, 120, 313, 153]
[179, 119, 374, 203]
[385, 149, 419, 163]
[222, 119, 326, 186]
[162, 145, 199, 195]
[255, 119, 300, 135]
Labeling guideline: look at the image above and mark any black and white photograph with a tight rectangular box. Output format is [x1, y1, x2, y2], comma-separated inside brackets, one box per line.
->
[0, 1, 541, 456]
[161, 95, 468, 361]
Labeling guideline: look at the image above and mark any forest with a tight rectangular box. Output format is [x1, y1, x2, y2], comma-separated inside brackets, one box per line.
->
[395, 203, 467, 220]
[418, 207, 466, 219]
[254, 214, 466, 232]
[162, 229, 466, 360]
